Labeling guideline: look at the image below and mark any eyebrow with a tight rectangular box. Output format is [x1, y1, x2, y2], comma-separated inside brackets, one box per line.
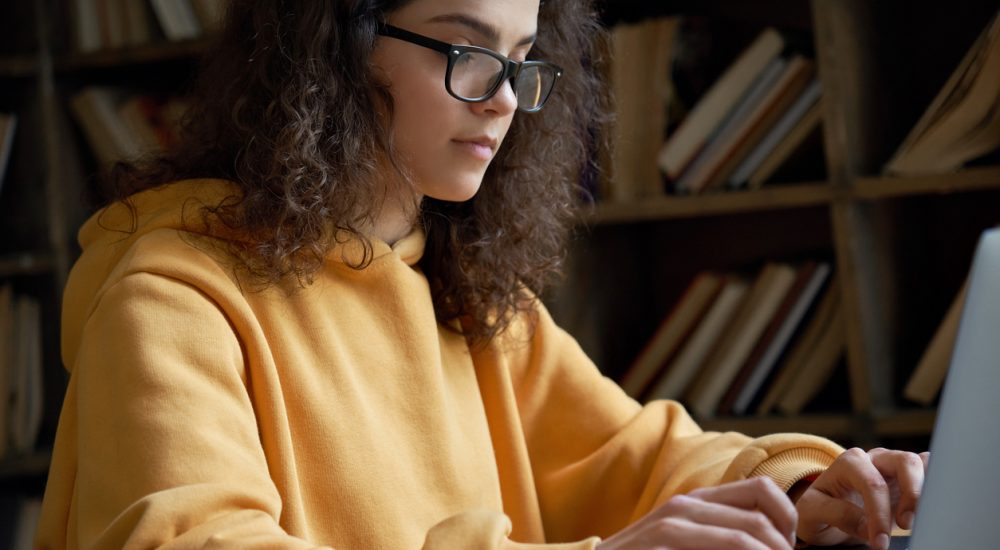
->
[425, 13, 536, 49]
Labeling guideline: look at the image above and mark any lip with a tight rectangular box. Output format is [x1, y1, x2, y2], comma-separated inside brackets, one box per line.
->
[452, 136, 498, 160]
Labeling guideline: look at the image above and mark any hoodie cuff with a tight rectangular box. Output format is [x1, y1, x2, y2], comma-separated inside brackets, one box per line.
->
[749, 447, 835, 492]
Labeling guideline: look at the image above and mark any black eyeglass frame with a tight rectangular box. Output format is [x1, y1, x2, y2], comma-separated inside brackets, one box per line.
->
[377, 23, 563, 113]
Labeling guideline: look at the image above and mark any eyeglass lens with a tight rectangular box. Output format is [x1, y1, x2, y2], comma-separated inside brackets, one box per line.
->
[450, 52, 555, 110]
[450, 52, 506, 98]
[514, 65, 553, 111]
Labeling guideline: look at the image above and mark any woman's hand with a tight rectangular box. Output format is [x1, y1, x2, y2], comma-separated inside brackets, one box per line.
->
[794, 447, 930, 550]
[597, 477, 797, 550]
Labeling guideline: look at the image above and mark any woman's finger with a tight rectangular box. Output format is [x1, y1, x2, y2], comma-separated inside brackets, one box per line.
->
[675, 496, 795, 550]
[795, 485, 867, 546]
[812, 448, 893, 549]
[689, 476, 797, 544]
[868, 448, 927, 529]
[657, 516, 775, 550]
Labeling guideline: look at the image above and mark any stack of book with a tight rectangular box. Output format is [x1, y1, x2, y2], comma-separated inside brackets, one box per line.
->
[607, 17, 679, 201]
[0, 284, 43, 460]
[0, 496, 42, 550]
[884, 9, 1000, 176]
[619, 260, 845, 418]
[656, 27, 824, 194]
[69, 87, 188, 166]
[893, 11, 1000, 405]
[70, 0, 227, 53]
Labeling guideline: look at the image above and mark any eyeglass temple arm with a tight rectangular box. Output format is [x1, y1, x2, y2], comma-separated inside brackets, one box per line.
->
[378, 24, 453, 55]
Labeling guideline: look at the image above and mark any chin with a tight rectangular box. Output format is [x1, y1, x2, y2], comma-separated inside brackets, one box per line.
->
[422, 176, 485, 203]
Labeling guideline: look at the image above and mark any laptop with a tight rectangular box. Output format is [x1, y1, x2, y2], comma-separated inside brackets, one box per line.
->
[832, 228, 1000, 550]
[904, 227, 1000, 550]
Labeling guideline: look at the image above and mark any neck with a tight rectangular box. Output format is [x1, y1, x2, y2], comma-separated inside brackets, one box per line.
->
[371, 189, 422, 246]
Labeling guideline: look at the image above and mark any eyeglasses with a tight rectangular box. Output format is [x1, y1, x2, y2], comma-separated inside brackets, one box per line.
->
[377, 24, 563, 113]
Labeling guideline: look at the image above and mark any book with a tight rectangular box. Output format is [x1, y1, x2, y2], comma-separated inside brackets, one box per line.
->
[756, 279, 840, 415]
[903, 279, 968, 405]
[0, 113, 16, 193]
[671, 56, 787, 193]
[657, 28, 785, 181]
[775, 300, 846, 415]
[70, 87, 141, 165]
[71, 0, 102, 53]
[191, 0, 228, 34]
[149, 0, 203, 41]
[71, 88, 187, 165]
[122, 0, 156, 46]
[0, 285, 11, 458]
[718, 261, 831, 416]
[96, 0, 127, 50]
[645, 275, 750, 402]
[747, 98, 824, 189]
[8, 295, 42, 455]
[609, 17, 679, 200]
[10, 497, 42, 550]
[118, 96, 164, 153]
[728, 78, 822, 189]
[699, 59, 816, 192]
[884, 10, 1000, 175]
[676, 55, 815, 194]
[685, 263, 799, 418]
[619, 272, 723, 399]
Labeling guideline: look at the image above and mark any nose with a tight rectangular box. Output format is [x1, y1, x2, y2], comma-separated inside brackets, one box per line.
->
[472, 79, 518, 117]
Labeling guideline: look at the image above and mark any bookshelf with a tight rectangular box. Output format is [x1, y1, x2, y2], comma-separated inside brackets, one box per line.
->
[583, 181, 835, 223]
[548, 0, 1000, 451]
[56, 37, 215, 71]
[0, 0, 995, 517]
[0, 1, 217, 531]
[584, 167, 1000, 225]
[0, 0, 66, 495]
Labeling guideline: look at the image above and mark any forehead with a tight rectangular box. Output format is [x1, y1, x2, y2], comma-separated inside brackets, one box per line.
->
[389, 0, 541, 40]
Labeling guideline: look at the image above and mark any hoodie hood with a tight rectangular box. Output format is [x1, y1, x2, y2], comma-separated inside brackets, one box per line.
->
[61, 178, 425, 372]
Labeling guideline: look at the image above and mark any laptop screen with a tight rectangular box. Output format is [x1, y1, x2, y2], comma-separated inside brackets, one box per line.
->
[909, 228, 1000, 550]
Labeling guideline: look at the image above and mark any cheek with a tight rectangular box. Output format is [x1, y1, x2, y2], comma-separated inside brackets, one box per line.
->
[373, 45, 449, 146]
[394, 87, 444, 139]
[387, 68, 453, 153]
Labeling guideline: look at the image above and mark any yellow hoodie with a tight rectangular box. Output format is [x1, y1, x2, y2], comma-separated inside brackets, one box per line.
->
[37, 179, 842, 549]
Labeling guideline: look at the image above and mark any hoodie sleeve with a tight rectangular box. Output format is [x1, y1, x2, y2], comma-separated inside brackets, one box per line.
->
[471, 302, 844, 544]
[37, 271, 332, 549]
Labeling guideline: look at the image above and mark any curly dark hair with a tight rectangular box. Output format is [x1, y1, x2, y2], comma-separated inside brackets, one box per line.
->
[106, 0, 611, 345]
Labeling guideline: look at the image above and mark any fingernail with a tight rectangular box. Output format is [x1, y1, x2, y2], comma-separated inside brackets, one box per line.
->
[875, 533, 890, 550]
[901, 511, 914, 529]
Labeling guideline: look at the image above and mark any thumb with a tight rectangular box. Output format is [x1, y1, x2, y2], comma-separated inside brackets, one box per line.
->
[796, 488, 867, 546]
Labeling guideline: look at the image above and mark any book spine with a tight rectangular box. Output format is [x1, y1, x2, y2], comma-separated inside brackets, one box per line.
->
[732, 263, 831, 414]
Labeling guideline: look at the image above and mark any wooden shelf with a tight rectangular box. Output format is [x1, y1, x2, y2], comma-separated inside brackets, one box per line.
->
[0, 251, 55, 277]
[700, 414, 858, 438]
[0, 54, 37, 78]
[56, 38, 214, 72]
[699, 409, 937, 440]
[853, 166, 1000, 200]
[581, 165, 1000, 226]
[0, 450, 51, 479]
[873, 409, 937, 437]
[582, 182, 835, 225]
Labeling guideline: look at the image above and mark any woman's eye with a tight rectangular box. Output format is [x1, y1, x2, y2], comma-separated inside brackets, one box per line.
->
[510, 49, 532, 63]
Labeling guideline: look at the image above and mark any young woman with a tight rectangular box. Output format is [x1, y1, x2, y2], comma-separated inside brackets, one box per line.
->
[37, 0, 927, 548]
